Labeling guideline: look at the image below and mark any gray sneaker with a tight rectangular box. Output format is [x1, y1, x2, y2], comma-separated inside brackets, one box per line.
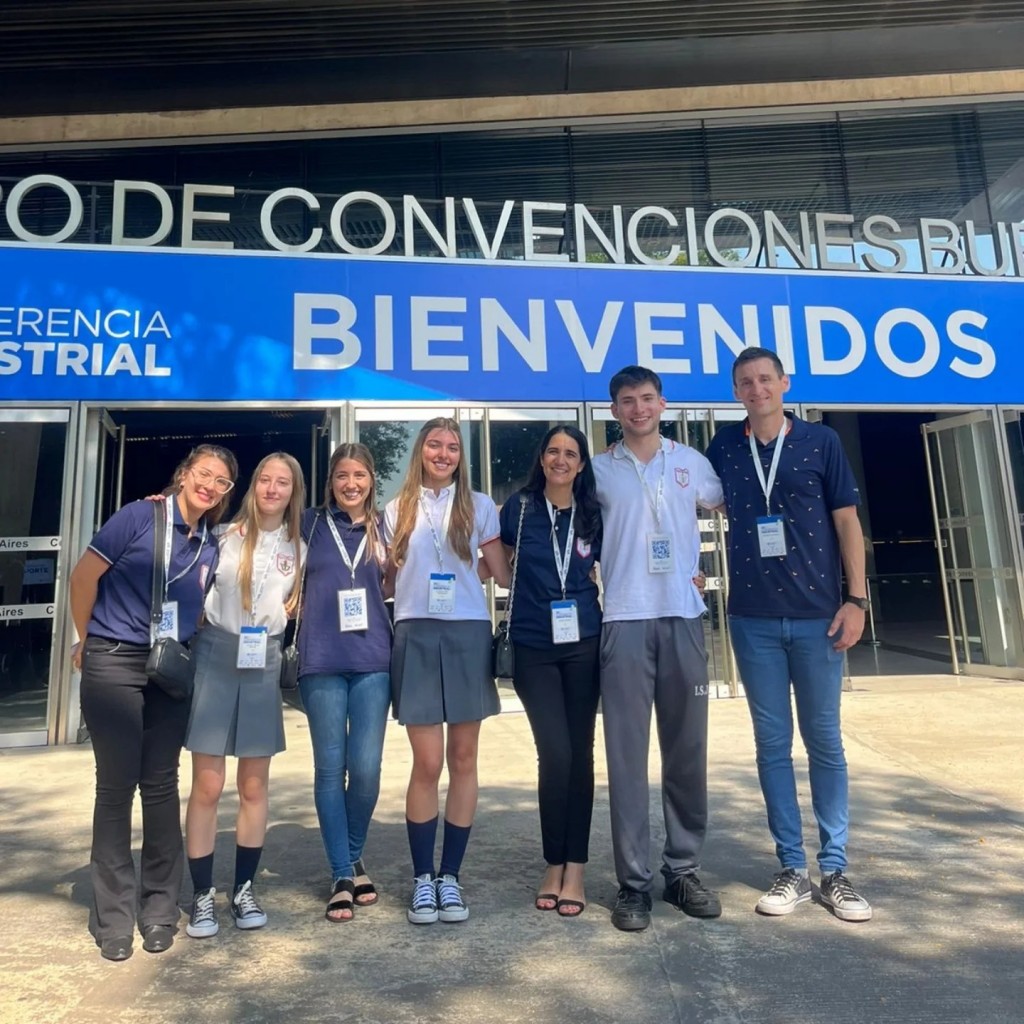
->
[819, 871, 873, 922]
[756, 869, 812, 916]
[186, 887, 219, 938]
[436, 874, 469, 923]
[408, 873, 439, 924]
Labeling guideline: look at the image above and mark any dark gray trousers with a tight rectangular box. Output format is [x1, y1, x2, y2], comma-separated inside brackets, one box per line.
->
[599, 617, 710, 893]
[80, 638, 189, 942]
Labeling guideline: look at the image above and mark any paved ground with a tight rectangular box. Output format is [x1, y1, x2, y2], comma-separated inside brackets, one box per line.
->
[1, 674, 1021, 1024]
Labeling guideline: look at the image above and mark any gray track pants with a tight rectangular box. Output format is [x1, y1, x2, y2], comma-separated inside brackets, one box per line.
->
[599, 616, 710, 893]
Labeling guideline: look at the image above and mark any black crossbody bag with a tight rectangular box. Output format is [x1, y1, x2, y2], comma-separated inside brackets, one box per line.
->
[491, 495, 527, 680]
[280, 511, 320, 690]
[145, 502, 196, 701]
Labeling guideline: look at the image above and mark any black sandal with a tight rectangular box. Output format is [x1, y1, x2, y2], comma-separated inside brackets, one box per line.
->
[325, 878, 355, 922]
[352, 858, 379, 907]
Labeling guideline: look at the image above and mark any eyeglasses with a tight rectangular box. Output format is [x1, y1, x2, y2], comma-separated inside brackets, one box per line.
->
[190, 466, 235, 494]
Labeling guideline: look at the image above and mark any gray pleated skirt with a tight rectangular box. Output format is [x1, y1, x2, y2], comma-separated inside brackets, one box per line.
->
[391, 619, 499, 726]
[185, 623, 286, 757]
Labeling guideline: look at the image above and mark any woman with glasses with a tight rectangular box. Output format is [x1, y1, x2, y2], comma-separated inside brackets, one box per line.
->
[297, 443, 392, 923]
[499, 425, 602, 917]
[181, 453, 306, 940]
[385, 418, 510, 926]
[69, 444, 238, 962]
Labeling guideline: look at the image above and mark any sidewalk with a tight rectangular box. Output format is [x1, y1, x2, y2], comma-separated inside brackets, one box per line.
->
[1, 675, 1021, 1024]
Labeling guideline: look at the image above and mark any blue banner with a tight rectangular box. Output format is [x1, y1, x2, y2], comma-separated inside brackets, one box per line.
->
[1, 243, 1020, 403]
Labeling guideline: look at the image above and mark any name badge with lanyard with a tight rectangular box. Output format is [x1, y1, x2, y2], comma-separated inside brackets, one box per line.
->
[750, 420, 789, 558]
[623, 444, 673, 573]
[422, 492, 457, 614]
[237, 527, 283, 669]
[326, 513, 370, 631]
[548, 498, 580, 643]
[156, 499, 208, 643]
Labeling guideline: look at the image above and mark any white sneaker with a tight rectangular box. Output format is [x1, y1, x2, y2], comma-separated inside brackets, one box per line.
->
[756, 869, 812, 916]
[819, 871, 873, 922]
[408, 873, 439, 924]
[186, 887, 219, 938]
[436, 874, 469, 923]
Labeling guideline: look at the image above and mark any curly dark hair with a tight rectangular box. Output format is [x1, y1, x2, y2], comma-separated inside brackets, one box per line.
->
[522, 425, 601, 542]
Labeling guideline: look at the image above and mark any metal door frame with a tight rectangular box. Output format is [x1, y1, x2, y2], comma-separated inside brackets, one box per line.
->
[922, 409, 1024, 679]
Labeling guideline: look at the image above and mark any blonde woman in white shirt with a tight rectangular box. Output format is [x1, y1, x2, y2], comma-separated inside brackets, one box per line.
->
[384, 417, 510, 926]
[182, 452, 306, 939]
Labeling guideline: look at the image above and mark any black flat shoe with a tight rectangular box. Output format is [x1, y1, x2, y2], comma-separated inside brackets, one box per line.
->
[352, 858, 379, 907]
[142, 924, 174, 953]
[100, 935, 133, 961]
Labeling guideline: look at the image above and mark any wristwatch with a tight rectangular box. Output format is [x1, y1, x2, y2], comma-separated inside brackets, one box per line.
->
[844, 595, 869, 610]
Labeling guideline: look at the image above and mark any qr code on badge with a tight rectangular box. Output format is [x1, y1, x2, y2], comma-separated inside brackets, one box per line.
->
[651, 538, 671, 562]
[343, 596, 362, 617]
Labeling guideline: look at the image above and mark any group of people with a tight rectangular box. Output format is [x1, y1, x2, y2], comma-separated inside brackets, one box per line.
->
[69, 352, 873, 962]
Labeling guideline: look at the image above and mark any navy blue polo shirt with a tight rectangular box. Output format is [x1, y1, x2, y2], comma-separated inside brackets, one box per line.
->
[88, 498, 220, 645]
[706, 415, 860, 619]
[298, 505, 391, 677]
[499, 490, 602, 649]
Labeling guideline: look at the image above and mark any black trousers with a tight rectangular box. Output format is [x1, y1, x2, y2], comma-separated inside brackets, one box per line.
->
[512, 637, 600, 865]
[80, 638, 190, 941]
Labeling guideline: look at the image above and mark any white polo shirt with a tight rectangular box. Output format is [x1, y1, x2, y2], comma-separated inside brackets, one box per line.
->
[593, 437, 724, 622]
[385, 487, 500, 623]
[204, 525, 303, 635]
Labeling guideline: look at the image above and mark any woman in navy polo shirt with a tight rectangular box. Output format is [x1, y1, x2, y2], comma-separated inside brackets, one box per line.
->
[69, 443, 238, 962]
[297, 442, 392, 923]
[499, 425, 602, 918]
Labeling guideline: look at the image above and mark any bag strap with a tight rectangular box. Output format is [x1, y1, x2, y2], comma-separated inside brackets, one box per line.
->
[291, 510, 321, 646]
[149, 501, 167, 648]
[503, 494, 528, 626]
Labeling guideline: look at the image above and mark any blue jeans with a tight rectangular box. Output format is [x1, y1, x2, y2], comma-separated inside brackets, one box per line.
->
[299, 671, 391, 881]
[728, 616, 848, 873]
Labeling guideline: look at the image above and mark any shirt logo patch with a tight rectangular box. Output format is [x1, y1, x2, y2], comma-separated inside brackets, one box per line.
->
[277, 553, 296, 575]
[576, 539, 591, 558]
[675, 468, 690, 488]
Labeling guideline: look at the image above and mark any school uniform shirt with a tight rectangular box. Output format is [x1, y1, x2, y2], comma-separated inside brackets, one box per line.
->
[498, 490, 602, 649]
[298, 505, 391, 677]
[384, 488, 500, 623]
[203, 525, 303, 636]
[706, 414, 860, 619]
[593, 437, 724, 623]
[87, 498, 219, 645]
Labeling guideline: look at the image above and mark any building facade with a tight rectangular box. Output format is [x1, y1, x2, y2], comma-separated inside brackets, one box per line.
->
[3, 1, 1024, 746]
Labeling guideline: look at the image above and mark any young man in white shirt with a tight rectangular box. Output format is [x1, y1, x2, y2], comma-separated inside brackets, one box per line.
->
[593, 365, 725, 931]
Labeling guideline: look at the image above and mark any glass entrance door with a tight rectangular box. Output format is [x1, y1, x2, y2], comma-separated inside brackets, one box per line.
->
[0, 410, 70, 745]
[922, 411, 1024, 677]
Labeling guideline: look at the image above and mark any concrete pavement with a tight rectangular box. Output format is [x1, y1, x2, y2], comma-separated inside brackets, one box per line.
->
[1, 674, 1021, 1024]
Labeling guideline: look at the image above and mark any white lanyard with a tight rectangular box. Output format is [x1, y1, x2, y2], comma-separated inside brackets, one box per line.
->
[163, 499, 207, 596]
[546, 498, 576, 600]
[622, 443, 666, 529]
[748, 419, 788, 516]
[420, 490, 454, 572]
[325, 511, 369, 587]
[248, 527, 283, 626]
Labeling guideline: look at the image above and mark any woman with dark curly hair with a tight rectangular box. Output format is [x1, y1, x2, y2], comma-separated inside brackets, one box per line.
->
[499, 425, 603, 918]
[69, 443, 238, 961]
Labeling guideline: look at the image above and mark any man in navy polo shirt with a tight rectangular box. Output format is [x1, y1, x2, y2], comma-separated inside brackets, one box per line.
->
[706, 346, 872, 922]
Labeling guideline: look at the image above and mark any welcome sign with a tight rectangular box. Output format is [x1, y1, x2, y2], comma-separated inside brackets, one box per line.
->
[1, 242, 1020, 404]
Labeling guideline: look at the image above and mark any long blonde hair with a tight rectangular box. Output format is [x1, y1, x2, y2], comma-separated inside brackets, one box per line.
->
[390, 417, 474, 566]
[323, 442, 384, 567]
[230, 452, 306, 616]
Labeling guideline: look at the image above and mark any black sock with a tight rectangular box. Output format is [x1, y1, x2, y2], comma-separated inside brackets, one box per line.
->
[406, 816, 439, 878]
[189, 852, 214, 893]
[234, 844, 263, 891]
[439, 820, 472, 880]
